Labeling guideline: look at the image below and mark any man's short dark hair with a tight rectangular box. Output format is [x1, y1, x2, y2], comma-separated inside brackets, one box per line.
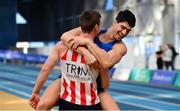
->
[115, 10, 136, 28]
[79, 10, 101, 33]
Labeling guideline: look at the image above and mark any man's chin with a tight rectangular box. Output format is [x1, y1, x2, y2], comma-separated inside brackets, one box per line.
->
[116, 37, 122, 40]
[115, 38, 120, 41]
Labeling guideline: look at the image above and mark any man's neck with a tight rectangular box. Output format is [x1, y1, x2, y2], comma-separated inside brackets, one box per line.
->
[80, 32, 94, 40]
[99, 27, 114, 42]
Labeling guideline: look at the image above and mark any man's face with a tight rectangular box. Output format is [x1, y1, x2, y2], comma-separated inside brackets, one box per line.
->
[112, 21, 132, 41]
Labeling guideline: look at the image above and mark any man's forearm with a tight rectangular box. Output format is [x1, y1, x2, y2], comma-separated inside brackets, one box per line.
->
[61, 33, 75, 50]
[32, 68, 51, 94]
[76, 47, 90, 56]
[64, 41, 90, 58]
[61, 31, 111, 68]
[61, 36, 94, 61]
[60, 27, 81, 45]
[86, 41, 111, 68]
[99, 67, 110, 89]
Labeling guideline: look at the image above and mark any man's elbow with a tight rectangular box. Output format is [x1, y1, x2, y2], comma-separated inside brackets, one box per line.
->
[40, 67, 48, 73]
[101, 61, 111, 69]
[60, 33, 67, 42]
[40, 66, 52, 74]
[61, 32, 74, 44]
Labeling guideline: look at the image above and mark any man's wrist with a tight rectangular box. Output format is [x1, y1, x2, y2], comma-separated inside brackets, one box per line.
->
[86, 39, 93, 47]
[80, 47, 89, 55]
[32, 89, 39, 95]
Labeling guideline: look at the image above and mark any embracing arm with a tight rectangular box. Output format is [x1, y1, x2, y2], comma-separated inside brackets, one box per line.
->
[60, 27, 98, 66]
[60, 27, 90, 56]
[86, 41, 127, 68]
[32, 44, 60, 94]
[60, 27, 92, 55]
[60, 27, 81, 48]
[62, 31, 127, 68]
[60, 27, 127, 68]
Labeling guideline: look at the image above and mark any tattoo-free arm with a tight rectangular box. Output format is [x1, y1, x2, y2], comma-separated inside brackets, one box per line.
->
[32, 43, 60, 94]
[60, 27, 98, 66]
[60, 27, 81, 48]
[99, 66, 110, 89]
[60, 27, 127, 69]
[86, 40, 127, 68]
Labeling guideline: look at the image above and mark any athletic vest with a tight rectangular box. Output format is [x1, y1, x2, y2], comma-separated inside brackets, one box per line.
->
[94, 29, 117, 52]
[60, 49, 100, 106]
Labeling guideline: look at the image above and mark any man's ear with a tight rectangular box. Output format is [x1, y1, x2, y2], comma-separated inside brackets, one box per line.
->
[94, 24, 99, 31]
[114, 20, 118, 24]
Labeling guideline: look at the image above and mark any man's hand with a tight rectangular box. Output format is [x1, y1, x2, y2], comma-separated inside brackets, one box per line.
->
[83, 52, 99, 69]
[72, 37, 89, 50]
[29, 92, 40, 109]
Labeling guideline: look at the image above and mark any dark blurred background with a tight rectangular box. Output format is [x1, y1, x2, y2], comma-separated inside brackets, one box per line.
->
[0, 0, 102, 49]
[17, 0, 85, 42]
[0, 0, 180, 70]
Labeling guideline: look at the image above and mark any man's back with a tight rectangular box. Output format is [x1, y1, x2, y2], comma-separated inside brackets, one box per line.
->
[59, 49, 100, 106]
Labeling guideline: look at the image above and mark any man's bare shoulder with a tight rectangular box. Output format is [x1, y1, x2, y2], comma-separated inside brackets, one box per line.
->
[111, 40, 127, 55]
[114, 40, 127, 49]
[56, 41, 67, 51]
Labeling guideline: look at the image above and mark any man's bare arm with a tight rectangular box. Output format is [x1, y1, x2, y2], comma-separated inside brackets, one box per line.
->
[60, 27, 89, 55]
[60, 27, 91, 55]
[86, 40, 127, 68]
[60, 27, 81, 46]
[32, 43, 61, 94]
[60, 27, 98, 66]
[60, 27, 127, 68]
[99, 66, 110, 89]
[62, 31, 127, 68]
